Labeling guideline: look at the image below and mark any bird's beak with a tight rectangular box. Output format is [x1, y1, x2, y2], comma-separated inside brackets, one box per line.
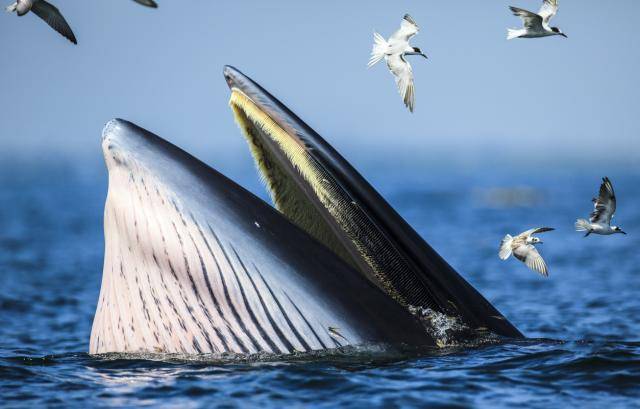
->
[620, 230, 627, 235]
[560, 33, 567, 38]
[538, 240, 543, 244]
[421, 53, 429, 59]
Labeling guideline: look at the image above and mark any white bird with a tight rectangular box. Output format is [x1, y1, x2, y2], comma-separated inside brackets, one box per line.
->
[368, 14, 428, 113]
[507, 0, 567, 40]
[575, 177, 626, 237]
[5, 0, 76, 44]
[499, 227, 554, 277]
[133, 0, 157, 7]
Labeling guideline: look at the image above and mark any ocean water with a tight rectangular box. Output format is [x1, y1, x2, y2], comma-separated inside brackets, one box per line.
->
[1, 161, 639, 408]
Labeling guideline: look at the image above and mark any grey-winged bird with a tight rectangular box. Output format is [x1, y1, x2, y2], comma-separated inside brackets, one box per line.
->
[507, 0, 566, 40]
[5, 0, 76, 44]
[368, 14, 428, 113]
[576, 177, 626, 237]
[133, 0, 157, 7]
[499, 227, 555, 277]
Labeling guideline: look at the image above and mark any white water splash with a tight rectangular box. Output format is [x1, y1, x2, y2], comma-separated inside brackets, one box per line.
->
[407, 306, 476, 347]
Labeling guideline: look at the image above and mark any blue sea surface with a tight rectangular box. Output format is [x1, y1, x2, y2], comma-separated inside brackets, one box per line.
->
[0, 161, 639, 408]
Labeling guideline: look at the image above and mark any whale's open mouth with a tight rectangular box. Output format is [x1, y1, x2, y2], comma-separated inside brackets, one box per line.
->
[228, 87, 375, 286]
[224, 65, 522, 339]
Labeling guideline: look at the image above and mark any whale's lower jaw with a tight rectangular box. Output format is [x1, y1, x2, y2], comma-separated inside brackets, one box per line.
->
[92, 162, 336, 354]
[90, 119, 433, 355]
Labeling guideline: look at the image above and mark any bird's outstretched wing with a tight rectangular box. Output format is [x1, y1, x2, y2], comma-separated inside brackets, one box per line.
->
[590, 177, 616, 224]
[387, 54, 415, 112]
[538, 0, 558, 23]
[133, 0, 158, 8]
[524, 246, 549, 277]
[513, 245, 549, 277]
[30, 0, 77, 44]
[509, 6, 543, 30]
[520, 227, 555, 239]
[390, 14, 420, 42]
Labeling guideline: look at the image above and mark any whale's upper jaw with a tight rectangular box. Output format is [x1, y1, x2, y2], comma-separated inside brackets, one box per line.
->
[224, 65, 523, 339]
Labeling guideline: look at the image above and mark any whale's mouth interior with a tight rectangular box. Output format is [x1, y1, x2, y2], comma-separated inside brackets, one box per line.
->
[229, 89, 426, 309]
[229, 90, 365, 275]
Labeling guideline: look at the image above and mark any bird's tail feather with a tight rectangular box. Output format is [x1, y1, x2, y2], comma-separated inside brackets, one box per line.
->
[499, 234, 513, 260]
[507, 28, 521, 40]
[575, 219, 590, 232]
[367, 32, 388, 68]
[5, 2, 17, 12]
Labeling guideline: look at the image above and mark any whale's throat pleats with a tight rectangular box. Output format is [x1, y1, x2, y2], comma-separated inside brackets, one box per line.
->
[91, 162, 342, 354]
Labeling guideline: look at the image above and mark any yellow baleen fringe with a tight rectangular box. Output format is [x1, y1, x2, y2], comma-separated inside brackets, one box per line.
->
[229, 90, 332, 212]
[228, 90, 407, 307]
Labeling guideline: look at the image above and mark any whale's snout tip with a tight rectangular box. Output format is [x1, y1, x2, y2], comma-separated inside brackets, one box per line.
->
[101, 119, 139, 169]
[102, 118, 126, 144]
[223, 65, 247, 91]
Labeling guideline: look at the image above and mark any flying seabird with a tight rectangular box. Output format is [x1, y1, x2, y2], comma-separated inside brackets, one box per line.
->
[132, 0, 157, 7]
[368, 14, 428, 113]
[575, 177, 626, 237]
[507, 0, 566, 40]
[5, 0, 76, 44]
[499, 227, 555, 277]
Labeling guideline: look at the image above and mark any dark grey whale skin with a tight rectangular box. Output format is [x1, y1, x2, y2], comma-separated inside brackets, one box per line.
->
[103, 118, 435, 348]
[223, 65, 523, 339]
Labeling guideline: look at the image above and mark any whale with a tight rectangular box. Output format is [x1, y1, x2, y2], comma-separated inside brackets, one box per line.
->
[89, 67, 522, 355]
[90, 119, 433, 354]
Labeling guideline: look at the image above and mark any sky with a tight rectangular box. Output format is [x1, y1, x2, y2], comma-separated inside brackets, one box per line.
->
[0, 0, 638, 179]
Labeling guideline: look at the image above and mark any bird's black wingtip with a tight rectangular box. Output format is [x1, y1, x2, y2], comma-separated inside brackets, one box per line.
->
[403, 14, 417, 25]
[135, 0, 158, 7]
[63, 32, 77, 45]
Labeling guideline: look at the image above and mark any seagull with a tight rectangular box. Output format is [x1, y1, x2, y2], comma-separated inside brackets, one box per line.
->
[499, 227, 555, 277]
[575, 177, 626, 237]
[507, 0, 566, 40]
[5, 0, 76, 44]
[368, 14, 428, 113]
[132, 0, 158, 7]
